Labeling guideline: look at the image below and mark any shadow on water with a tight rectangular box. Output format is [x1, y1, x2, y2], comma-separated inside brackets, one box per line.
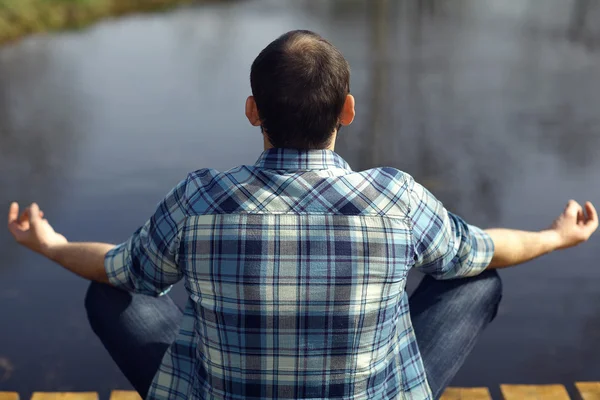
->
[0, 0, 600, 395]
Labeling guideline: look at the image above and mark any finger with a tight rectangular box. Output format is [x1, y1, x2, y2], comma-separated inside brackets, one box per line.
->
[565, 200, 583, 218]
[8, 202, 18, 225]
[584, 201, 598, 229]
[39, 211, 44, 219]
[17, 208, 30, 224]
[28, 203, 41, 222]
[7, 221, 25, 239]
[7, 216, 28, 242]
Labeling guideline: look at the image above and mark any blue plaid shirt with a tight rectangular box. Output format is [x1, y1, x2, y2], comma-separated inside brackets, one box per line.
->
[106, 149, 494, 400]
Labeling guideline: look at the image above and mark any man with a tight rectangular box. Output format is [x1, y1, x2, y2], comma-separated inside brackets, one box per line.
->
[7, 30, 598, 400]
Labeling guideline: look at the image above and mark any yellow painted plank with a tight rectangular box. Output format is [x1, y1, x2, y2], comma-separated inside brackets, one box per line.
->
[109, 391, 142, 400]
[0, 393, 19, 400]
[441, 387, 492, 399]
[576, 382, 600, 400]
[30, 393, 98, 400]
[500, 384, 570, 400]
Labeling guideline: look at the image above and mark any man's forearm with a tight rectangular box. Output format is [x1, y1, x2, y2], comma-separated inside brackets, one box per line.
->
[484, 229, 561, 269]
[44, 242, 115, 283]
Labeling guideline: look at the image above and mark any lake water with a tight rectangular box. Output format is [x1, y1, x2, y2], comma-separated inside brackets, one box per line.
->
[1, 0, 599, 398]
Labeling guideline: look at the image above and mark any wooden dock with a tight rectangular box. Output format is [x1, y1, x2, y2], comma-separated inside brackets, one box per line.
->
[1, 384, 600, 399]
[0, 392, 140, 400]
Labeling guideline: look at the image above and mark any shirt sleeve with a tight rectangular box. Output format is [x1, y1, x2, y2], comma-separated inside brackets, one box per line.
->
[408, 178, 495, 280]
[104, 178, 189, 296]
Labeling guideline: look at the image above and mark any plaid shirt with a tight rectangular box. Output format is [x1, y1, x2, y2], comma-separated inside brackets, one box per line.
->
[106, 149, 494, 400]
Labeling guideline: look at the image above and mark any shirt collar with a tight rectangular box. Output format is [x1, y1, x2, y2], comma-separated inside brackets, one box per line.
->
[254, 148, 352, 171]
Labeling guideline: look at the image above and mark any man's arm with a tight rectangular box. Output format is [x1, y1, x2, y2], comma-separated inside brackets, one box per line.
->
[8, 178, 188, 294]
[485, 200, 598, 269]
[7, 202, 114, 283]
[410, 177, 598, 278]
[410, 180, 496, 279]
[45, 243, 114, 283]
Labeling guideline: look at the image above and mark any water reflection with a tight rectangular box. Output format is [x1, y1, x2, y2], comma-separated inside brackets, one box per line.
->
[362, 0, 389, 168]
[0, 44, 89, 274]
[0, 0, 599, 394]
[568, 0, 600, 48]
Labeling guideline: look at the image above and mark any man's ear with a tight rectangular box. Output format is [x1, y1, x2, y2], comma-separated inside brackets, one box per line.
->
[246, 96, 261, 127]
[339, 94, 356, 126]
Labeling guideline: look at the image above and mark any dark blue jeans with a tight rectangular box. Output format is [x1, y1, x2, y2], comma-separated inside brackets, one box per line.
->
[85, 270, 502, 399]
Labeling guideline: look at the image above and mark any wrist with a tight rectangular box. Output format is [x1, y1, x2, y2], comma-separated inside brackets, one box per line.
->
[539, 229, 563, 252]
[40, 240, 68, 260]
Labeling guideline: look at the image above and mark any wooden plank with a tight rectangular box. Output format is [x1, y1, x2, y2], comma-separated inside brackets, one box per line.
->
[500, 384, 570, 400]
[576, 382, 600, 400]
[0, 393, 19, 400]
[30, 393, 98, 400]
[441, 387, 492, 399]
[109, 391, 142, 400]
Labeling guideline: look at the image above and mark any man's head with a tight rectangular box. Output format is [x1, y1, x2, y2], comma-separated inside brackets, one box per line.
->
[246, 30, 355, 150]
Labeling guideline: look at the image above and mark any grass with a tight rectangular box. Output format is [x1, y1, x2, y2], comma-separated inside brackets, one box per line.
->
[0, 0, 207, 44]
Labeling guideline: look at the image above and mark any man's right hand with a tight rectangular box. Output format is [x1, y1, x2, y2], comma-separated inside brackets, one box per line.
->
[547, 200, 598, 250]
[7, 202, 68, 256]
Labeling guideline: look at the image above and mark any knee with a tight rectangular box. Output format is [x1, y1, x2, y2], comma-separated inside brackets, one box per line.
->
[85, 282, 128, 332]
[475, 270, 503, 321]
[85, 282, 105, 329]
[478, 270, 503, 298]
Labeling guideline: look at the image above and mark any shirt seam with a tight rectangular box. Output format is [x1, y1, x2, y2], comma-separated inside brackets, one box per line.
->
[174, 174, 193, 264]
[406, 176, 418, 269]
[182, 210, 412, 220]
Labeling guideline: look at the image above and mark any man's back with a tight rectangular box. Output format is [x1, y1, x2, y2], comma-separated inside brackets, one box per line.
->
[10, 29, 595, 400]
[106, 149, 494, 399]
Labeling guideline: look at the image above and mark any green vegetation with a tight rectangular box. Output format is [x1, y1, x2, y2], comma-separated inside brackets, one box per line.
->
[0, 0, 207, 44]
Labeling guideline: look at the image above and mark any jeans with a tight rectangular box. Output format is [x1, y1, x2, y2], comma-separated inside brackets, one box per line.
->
[85, 270, 502, 399]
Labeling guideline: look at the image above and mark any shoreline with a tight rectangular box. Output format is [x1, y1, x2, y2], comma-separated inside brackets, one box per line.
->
[0, 0, 220, 45]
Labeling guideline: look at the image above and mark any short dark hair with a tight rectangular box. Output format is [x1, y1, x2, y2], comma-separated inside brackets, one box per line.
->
[250, 30, 351, 150]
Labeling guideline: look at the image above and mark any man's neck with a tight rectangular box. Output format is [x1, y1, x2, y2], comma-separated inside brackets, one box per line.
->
[262, 133, 337, 151]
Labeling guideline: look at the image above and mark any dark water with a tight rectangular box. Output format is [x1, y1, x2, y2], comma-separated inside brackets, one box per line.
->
[1, 0, 599, 397]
